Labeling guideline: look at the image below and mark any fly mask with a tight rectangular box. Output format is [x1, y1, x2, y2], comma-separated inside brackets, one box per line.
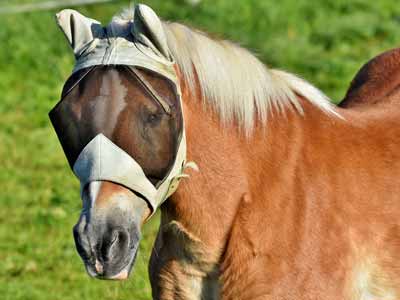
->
[49, 5, 193, 217]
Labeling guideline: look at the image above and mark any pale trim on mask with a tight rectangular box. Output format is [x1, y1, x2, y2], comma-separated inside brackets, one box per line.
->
[72, 38, 177, 82]
[73, 133, 189, 215]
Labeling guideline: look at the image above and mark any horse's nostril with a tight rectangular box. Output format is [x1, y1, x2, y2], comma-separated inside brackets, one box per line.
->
[110, 230, 119, 245]
[100, 228, 129, 262]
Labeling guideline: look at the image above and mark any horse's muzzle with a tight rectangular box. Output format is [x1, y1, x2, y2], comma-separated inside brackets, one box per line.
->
[72, 181, 150, 280]
[73, 218, 139, 280]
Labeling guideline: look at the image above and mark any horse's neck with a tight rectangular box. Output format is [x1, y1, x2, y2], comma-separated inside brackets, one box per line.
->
[151, 91, 251, 299]
[162, 83, 324, 263]
[162, 94, 249, 254]
[155, 83, 340, 299]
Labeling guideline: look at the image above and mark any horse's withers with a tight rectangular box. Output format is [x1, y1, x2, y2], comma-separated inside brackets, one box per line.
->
[50, 6, 188, 279]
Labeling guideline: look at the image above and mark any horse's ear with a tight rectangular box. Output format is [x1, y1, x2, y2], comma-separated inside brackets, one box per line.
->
[56, 9, 103, 57]
[132, 4, 172, 61]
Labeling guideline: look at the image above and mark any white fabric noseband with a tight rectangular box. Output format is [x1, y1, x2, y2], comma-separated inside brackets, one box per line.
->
[73, 132, 187, 214]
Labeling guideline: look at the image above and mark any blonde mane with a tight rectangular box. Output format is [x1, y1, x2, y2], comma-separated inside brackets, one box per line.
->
[115, 11, 339, 133]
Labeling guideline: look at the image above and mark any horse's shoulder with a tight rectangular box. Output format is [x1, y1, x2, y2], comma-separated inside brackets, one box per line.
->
[340, 48, 400, 108]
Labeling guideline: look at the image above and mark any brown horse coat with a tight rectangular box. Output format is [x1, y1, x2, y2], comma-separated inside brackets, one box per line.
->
[150, 55, 400, 300]
[341, 48, 400, 108]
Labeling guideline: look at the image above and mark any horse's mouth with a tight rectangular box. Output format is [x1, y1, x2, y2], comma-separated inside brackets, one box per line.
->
[83, 245, 139, 280]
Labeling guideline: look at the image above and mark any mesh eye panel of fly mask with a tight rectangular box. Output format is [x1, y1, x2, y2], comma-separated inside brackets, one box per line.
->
[49, 4, 194, 217]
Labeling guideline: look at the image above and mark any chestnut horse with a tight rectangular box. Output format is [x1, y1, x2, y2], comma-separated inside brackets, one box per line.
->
[50, 5, 400, 300]
[341, 47, 400, 108]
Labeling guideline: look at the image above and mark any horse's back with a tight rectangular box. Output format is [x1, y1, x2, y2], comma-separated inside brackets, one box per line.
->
[319, 87, 400, 298]
[340, 47, 400, 108]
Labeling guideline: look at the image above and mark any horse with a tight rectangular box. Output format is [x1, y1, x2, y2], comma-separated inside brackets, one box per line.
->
[49, 4, 400, 300]
[341, 47, 400, 108]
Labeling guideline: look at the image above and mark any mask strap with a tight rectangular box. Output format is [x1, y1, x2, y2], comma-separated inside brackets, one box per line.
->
[127, 66, 172, 115]
[61, 66, 97, 99]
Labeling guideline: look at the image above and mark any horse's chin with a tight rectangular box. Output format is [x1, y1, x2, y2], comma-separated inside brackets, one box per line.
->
[84, 243, 139, 281]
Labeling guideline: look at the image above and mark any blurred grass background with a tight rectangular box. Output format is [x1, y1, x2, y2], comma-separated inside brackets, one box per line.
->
[1, 0, 400, 299]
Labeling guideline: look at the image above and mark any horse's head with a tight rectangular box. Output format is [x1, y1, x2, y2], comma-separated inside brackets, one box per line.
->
[49, 5, 186, 280]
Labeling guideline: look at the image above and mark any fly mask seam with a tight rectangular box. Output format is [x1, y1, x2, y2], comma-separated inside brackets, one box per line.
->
[127, 67, 172, 114]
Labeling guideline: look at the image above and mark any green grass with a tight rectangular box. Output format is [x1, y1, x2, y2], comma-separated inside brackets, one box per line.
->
[1, 0, 400, 298]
